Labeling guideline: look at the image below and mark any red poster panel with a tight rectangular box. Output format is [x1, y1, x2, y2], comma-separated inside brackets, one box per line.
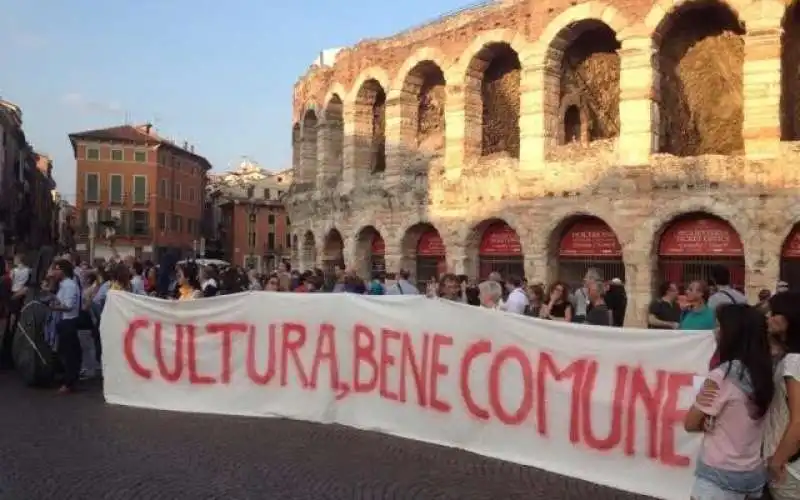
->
[417, 230, 446, 257]
[371, 234, 385, 255]
[783, 225, 800, 258]
[479, 223, 522, 256]
[659, 218, 743, 257]
[559, 220, 622, 257]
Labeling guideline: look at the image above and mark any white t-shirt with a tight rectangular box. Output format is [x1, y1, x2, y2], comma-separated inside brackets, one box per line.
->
[503, 288, 529, 315]
[11, 265, 30, 292]
[764, 353, 800, 480]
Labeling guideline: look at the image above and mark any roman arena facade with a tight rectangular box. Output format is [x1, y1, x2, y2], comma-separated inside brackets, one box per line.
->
[286, 0, 800, 325]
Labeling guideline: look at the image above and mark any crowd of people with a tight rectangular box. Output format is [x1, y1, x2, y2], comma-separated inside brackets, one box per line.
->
[2, 248, 800, 499]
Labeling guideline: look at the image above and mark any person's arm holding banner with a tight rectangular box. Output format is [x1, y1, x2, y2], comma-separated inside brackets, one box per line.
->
[684, 371, 726, 433]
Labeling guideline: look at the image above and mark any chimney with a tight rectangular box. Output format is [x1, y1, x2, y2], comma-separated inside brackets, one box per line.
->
[183, 140, 189, 149]
[190, 145, 195, 153]
[144, 123, 153, 136]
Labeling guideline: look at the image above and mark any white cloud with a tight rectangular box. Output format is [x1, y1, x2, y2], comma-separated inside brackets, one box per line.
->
[9, 31, 47, 49]
[61, 92, 123, 115]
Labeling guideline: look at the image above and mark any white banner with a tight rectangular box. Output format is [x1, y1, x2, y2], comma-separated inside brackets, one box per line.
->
[101, 291, 715, 500]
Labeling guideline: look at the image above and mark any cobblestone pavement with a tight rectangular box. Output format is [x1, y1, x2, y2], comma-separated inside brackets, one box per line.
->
[0, 376, 654, 500]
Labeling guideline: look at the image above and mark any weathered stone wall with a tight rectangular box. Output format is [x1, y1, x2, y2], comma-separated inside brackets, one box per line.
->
[286, 0, 797, 326]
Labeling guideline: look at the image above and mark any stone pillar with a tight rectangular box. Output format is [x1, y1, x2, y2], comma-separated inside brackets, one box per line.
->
[315, 121, 331, 191]
[443, 84, 467, 181]
[300, 119, 318, 186]
[622, 252, 653, 327]
[519, 61, 553, 172]
[524, 255, 547, 285]
[316, 117, 344, 190]
[617, 36, 657, 166]
[384, 93, 405, 186]
[341, 106, 358, 192]
[742, 25, 782, 159]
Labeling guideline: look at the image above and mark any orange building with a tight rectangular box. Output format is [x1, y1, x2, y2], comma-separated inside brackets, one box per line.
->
[69, 124, 212, 262]
[207, 160, 292, 270]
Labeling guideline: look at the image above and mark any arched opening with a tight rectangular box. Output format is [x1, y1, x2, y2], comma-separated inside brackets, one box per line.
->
[472, 219, 524, 280]
[401, 61, 446, 154]
[354, 79, 387, 174]
[355, 226, 386, 278]
[301, 231, 316, 271]
[324, 94, 344, 184]
[465, 42, 521, 159]
[291, 123, 300, 173]
[656, 213, 745, 296]
[558, 21, 621, 144]
[564, 105, 582, 144]
[782, 2, 800, 141]
[656, 1, 745, 156]
[301, 110, 318, 184]
[780, 223, 800, 289]
[322, 228, 345, 275]
[401, 223, 447, 290]
[552, 216, 624, 289]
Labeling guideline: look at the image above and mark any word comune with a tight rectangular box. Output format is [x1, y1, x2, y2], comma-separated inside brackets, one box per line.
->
[102, 293, 715, 500]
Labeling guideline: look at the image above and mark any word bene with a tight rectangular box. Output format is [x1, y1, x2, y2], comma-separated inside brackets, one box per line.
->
[123, 318, 695, 467]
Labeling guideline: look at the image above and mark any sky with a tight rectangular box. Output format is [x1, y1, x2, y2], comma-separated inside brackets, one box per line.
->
[1, 0, 476, 202]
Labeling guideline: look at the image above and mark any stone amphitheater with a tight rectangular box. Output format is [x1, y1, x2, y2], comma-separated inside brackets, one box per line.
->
[286, 0, 800, 325]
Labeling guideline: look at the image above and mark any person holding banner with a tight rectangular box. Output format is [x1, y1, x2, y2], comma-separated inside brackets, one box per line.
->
[685, 303, 774, 499]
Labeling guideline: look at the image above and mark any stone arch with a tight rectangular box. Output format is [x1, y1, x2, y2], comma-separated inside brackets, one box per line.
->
[546, 213, 625, 287]
[398, 59, 447, 156]
[323, 83, 348, 112]
[353, 79, 387, 174]
[321, 94, 344, 185]
[652, 0, 746, 156]
[322, 228, 345, 272]
[464, 218, 525, 280]
[300, 110, 318, 185]
[457, 30, 530, 161]
[291, 123, 301, 174]
[301, 230, 316, 270]
[353, 225, 387, 277]
[782, 1, 800, 140]
[400, 222, 447, 285]
[538, 3, 630, 154]
[651, 210, 747, 290]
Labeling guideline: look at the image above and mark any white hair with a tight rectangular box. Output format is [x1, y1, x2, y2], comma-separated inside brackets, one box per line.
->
[478, 280, 503, 302]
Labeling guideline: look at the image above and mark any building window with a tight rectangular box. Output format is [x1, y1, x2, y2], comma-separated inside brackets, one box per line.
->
[173, 215, 183, 232]
[109, 174, 123, 204]
[87, 148, 99, 160]
[111, 149, 123, 161]
[263, 189, 271, 200]
[188, 187, 195, 203]
[132, 211, 149, 236]
[277, 190, 284, 198]
[159, 179, 168, 198]
[248, 230, 256, 248]
[286, 233, 291, 248]
[268, 214, 275, 225]
[158, 212, 167, 231]
[85, 173, 99, 202]
[247, 185, 254, 198]
[268, 232, 275, 250]
[174, 182, 182, 201]
[133, 175, 147, 204]
[134, 151, 147, 163]
[286, 216, 291, 227]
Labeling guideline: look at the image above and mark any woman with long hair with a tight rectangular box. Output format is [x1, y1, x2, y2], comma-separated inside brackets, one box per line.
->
[176, 262, 203, 300]
[763, 291, 800, 499]
[540, 282, 573, 322]
[685, 303, 774, 499]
